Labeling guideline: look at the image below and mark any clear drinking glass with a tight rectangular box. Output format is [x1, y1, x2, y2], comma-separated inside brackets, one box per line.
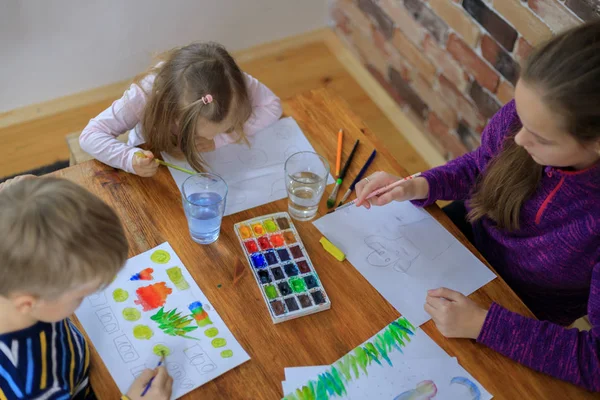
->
[284, 152, 329, 221]
[182, 173, 228, 244]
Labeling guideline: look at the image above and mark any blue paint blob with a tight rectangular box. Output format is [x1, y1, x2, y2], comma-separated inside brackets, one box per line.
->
[304, 275, 318, 289]
[250, 253, 267, 269]
[276, 248, 291, 262]
[283, 263, 299, 277]
[264, 250, 278, 265]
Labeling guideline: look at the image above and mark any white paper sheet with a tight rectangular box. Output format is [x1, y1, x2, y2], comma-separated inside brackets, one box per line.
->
[283, 318, 492, 400]
[162, 117, 334, 216]
[75, 242, 249, 399]
[313, 201, 496, 326]
[282, 366, 330, 395]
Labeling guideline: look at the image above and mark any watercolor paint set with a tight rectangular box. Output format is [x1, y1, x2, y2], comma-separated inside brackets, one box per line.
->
[234, 212, 331, 323]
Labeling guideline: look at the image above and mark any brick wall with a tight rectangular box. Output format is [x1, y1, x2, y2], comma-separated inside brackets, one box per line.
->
[331, 0, 597, 161]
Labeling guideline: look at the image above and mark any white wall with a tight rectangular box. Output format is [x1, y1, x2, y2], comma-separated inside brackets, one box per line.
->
[0, 0, 327, 112]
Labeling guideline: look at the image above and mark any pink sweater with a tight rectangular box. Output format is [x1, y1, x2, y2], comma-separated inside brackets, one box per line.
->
[79, 73, 282, 174]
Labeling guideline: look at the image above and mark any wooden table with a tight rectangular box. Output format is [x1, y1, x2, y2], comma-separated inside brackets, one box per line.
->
[55, 89, 595, 399]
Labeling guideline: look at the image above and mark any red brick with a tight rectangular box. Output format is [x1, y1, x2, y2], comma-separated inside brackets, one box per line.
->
[371, 26, 391, 57]
[358, 0, 395, 39]
[514, 37, 534, 64]
[494, 0, 553, 46]
[366, 65, 406, 107]
[391, 29, 438, 86]
[480, 35, 520, 84]
[388, 67, 429, 118]
[438, 75, 486, 130]
[564, 0, 600, 22]
[411, 73, 458, 128]
[469, 81, 502, 119]
[528, 0, 582, 32]
[463, 0, 518, 50]
[423, 36, 470, 91]
[496, 80, 515, 104]
[379, 0, 427, 46]
[447, 33, 499, 92]
[403, 0, 450, 44]
[427, 112, 469, 158]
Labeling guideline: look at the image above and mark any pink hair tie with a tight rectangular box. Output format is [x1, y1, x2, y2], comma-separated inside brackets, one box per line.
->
[201, 94, 213, 105]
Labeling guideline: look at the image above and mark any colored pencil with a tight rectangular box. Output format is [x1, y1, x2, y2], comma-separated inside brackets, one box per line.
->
[337, 149, 377, 206]
[141, 353, 166, 396]
[335, 172, 422, 211]
[135, 151, 196, 175]
[335, 129, 343, 177]
[326, 139, 360, 208]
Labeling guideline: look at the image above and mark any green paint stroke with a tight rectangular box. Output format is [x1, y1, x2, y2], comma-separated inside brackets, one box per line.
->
[220, 349, 234, 358]
[133, 325, 153, 340]
[151, 250, 171, 264]
[153, 344, 171, 356]
[122, 307, 141, 321]
[211, 338, 227, 348]
[150, 307, 198, 340]
[204, 327, 219, 338]
[112, 288, 129, 302]
[166, 267, 190, 290]
[282, 317, 415, 400]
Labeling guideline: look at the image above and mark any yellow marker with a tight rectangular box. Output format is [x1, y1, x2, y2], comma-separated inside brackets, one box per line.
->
[319, 237, 345, 261]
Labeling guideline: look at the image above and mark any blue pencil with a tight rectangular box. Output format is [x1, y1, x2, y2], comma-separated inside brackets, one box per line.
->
[141, 354, 165, 396]
[337, 149, 377, 206]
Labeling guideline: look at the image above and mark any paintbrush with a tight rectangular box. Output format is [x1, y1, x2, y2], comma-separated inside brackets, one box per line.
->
[337, 149, 377, 207]
[135, 151, 196, 175]
[141, 351, 166, 396]
[335, 129, 343, 177]
[335, 172, 422, 211]
[326, 139, 359, 208]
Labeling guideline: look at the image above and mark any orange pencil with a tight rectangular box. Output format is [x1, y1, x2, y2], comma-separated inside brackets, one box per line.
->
[335, 129, 343, 176]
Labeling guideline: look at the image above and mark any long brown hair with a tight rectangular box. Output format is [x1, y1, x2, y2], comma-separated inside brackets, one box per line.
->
[469, 20, 600, 231]
[133, 42, 252, 172]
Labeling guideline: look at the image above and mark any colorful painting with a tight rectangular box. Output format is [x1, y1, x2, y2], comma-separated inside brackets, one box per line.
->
[75, 242, 250, 399]
[283, 318, 491, 400]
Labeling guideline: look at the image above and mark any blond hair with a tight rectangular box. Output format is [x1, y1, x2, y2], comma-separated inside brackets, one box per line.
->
[134, 42, 252, 172]
[0, 178, 128, 298]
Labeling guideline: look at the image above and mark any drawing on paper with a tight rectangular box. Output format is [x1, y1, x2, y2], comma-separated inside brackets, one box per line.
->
[152, 344, 171, 356]
[87, 292, 108, 307]
[134, 283, 173, 311]
[189, 301, 213, 327]
[364, 235, 420, 273]
[132, 325, 154, 340]
[150, 250, 171, 264]
[113, 334, 140, 363]
[204, 327, 219, 338]
[166, 362, 186, 380]
[150, 307, 198, 339]
[112, 288, 129, 302]
[283, 318, 415, 400]
[184, 344, 217, 375]
[211, 338, 227, 348]
[394, 380, 438, 400]
[284, 145, 301, 159]
[238, 148, 268, 168]
[95, 307, 120, 334]
[130, 268, 154, 281]
[220, 350, 234, 358]
[166, 267, 190, 290]
[130, 365, 146, 378]
[122, 307, 141, 322]
[269, 178, 287, 200]
[450, 377, 481, 400]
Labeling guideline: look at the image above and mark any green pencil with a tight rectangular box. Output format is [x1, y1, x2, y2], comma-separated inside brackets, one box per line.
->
[135, 152, 196, 175]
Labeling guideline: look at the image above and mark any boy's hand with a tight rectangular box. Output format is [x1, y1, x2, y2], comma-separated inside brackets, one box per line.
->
[195, 137, 216, 153]
[133, 151, 159, 177]
[0, 174, 37, 192]
[125, 366, 173, 400]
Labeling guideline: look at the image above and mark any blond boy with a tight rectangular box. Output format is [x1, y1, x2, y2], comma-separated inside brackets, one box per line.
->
[0, 177, 172, 400]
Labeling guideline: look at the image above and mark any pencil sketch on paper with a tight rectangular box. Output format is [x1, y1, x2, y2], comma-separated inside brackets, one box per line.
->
[238, 148, 268, 169]
[95, 306, 119, 334]
[364, 235, 420, 273]
[113, 334, 140, 363]
[184, 344, 217, 375]
[87, 292, 108, 307]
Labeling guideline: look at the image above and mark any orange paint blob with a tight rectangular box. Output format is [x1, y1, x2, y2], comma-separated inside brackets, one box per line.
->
[238, 225, 252, 239]
[134, 282, 172, 311]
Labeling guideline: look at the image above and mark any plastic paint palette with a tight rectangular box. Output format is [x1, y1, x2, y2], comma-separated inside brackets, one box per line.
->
[234, 212, 331, 323]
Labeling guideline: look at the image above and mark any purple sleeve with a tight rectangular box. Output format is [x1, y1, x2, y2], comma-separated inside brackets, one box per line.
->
[412, 100, 518, 207]
[477, 262, 600, 391]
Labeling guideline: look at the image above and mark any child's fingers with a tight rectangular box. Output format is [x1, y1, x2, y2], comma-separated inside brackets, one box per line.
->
[127, 369, 155, 393]
[151, 365, 169, 387]
[369, 191, 394, 206]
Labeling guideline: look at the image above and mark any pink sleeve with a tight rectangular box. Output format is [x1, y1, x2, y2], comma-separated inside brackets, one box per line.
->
[213, 73, 282, 148]
[79, 78, 153, 173]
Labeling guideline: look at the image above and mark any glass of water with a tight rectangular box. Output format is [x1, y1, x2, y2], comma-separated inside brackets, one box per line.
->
[182, 173, 228, 244]
[284, 151, 329, 221]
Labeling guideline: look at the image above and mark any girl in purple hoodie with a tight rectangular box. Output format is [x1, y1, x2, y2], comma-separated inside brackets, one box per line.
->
[356, 21, 600, 391]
